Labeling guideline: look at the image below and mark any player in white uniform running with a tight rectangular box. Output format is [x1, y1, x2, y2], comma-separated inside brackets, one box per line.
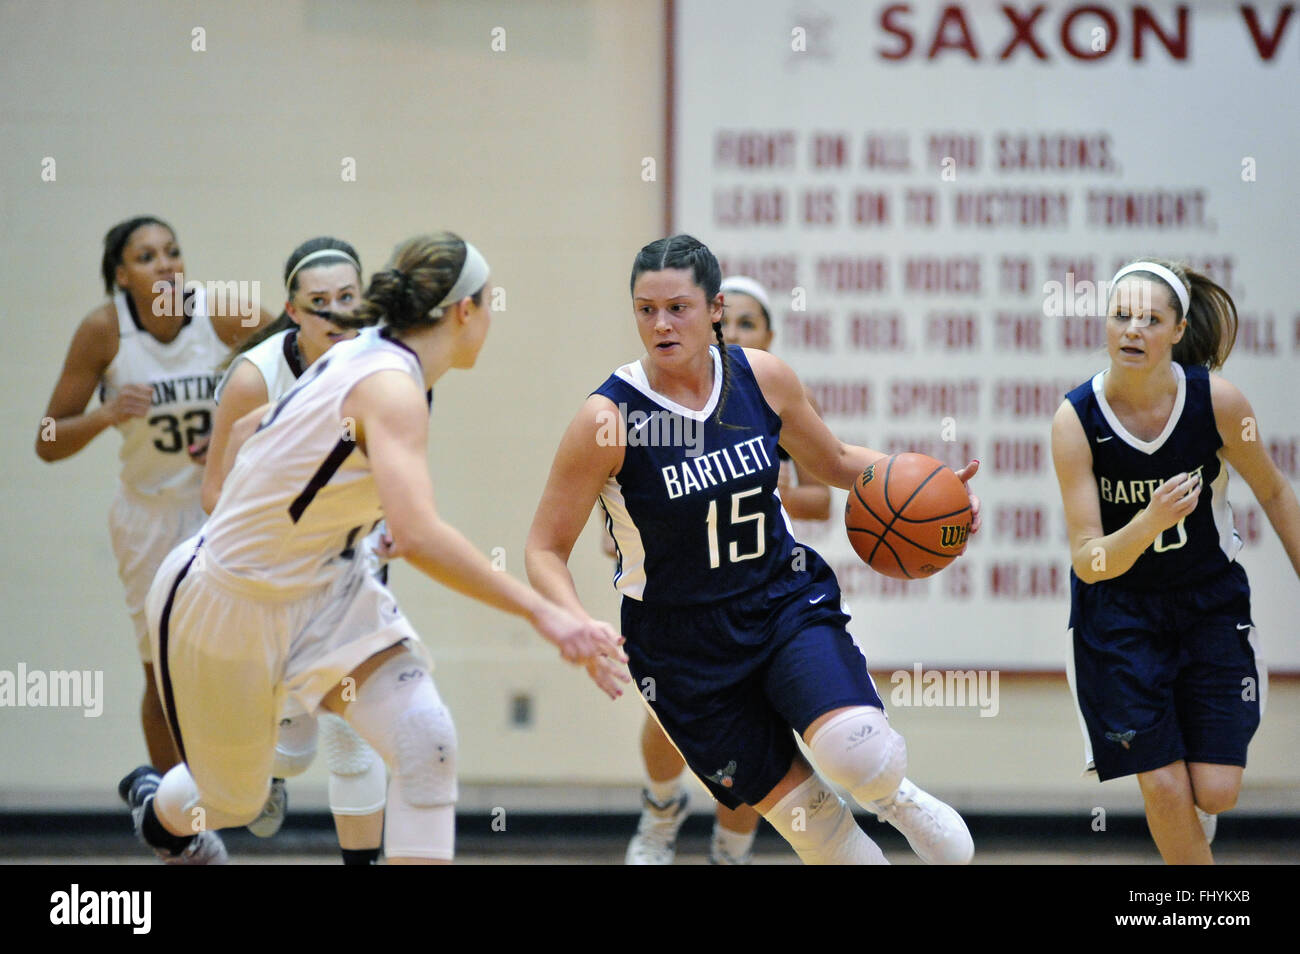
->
[36, 216, 269, 772]
[120, 232, 626, 865]
[204, 236, 391, 864]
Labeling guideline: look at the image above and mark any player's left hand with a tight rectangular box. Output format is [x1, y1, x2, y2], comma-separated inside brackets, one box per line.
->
[585, 653, 631, 700]
[954, 459, 982, 534]
[187, 436, 211, 465]
[374, 531, 397, 560]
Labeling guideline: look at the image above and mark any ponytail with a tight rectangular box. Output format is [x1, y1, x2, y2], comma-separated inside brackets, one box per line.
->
[1125, 257, 1239, 369]
[336, 233, 483, 333]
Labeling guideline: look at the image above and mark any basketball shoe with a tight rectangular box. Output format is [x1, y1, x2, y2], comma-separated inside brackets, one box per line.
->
[246, 778, 288, 838]
[626, 789, 690, 865]
[119, 765, 228, 865]
[866, 777, 974, 865]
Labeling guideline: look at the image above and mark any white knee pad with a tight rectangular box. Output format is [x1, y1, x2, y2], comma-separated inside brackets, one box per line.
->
[155, 764, 264, 832]
[272, 710, 318, 778]
[343, 653, 457, 860]
[762, 774, 889, 865]
[320, 713, 387, 816]
[808, 707, 907, 806]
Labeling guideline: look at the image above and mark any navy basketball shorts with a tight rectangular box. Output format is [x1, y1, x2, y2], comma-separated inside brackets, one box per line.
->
[1070, 561, 1263, 782]
[621, 553, 883, 810]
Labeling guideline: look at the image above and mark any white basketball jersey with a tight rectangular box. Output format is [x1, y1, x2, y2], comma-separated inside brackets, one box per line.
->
[214, 328, 307, 407]
[202, 326, 423, 592]
[100, 288, 226, 497]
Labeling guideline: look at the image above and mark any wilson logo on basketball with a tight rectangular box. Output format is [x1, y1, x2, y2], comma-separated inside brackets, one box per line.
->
[940, 524, 969, 548]
[860, 465, 875, 485]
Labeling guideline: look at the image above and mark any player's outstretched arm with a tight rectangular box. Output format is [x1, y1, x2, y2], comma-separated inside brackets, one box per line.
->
[1212, 375, 1300, 580]
[201, 359, 268, 513]
[525, 395, 632, 699]
[1052, 400, 1198, 583]
[525, 395, 625, 616]
[779, 387, 833, 520]
[353, 370, 626, 674]
[747, 348, 883, 488]
[749, 348, 981, 530]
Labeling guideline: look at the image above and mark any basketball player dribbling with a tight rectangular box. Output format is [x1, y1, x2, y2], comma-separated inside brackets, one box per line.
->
[625, 275, 832, 865]
[527, 235, 978, 864]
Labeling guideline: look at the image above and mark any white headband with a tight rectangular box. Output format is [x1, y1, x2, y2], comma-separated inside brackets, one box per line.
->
[719, 275, 772, 317]
[285, 248, 361, 291]
[425, 242, 490, 318]
[1109, 261, 1191, 319]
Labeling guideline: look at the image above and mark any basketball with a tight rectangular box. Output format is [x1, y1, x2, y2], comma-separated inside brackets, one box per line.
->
[845, 453, 971, 580]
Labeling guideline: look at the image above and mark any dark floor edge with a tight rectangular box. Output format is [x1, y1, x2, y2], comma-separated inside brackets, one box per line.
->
[3, 810, 1299, 849]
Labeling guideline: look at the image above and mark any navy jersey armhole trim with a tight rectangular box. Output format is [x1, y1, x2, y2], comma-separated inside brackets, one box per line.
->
[727, 345, 784, 434]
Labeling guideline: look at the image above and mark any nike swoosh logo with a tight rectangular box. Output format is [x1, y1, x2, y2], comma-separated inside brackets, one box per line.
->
[1236, 623, 1252, 631]
[808, 594, 826, 604]
[1095, 435, 1113, 443]
[632, 417, 653, 433]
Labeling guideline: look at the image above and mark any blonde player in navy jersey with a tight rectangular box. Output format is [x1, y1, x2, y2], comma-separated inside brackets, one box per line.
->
[528, 235, 977, 865]
[120, 232, 625, 865]
[625, 275, 832, 865]
[36, 216, 271, 773]
[204, 237, 391, 864]
[1053, 259, 1300, 865]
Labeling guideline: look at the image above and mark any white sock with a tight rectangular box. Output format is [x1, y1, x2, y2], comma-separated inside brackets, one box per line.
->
[712, 822, 756, 859]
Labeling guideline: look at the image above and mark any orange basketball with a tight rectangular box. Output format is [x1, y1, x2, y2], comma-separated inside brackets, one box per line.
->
[845, 453, 971, 579]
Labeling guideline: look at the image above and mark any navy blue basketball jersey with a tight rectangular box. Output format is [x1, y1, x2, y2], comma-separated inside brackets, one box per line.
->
[594, 345, 798, 605]
[1066, 363, 1241, 590]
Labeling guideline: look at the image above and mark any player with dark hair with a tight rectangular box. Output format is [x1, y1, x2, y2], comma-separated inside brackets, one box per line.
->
[625, 274, 832, 865]
[36, 216, 270, 774]
[1053, 258, 1300, 864]
[528, 234, 977, 865]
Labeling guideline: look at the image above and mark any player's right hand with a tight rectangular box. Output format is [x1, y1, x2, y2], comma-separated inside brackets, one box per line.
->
[105, 383, 153, 424]
[1144, 471, 1202, 532]
[532, 601, 628, 668]
[585, 654, 632, 700]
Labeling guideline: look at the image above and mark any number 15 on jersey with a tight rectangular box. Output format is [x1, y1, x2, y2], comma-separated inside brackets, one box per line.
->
[705, 487, 766, 569]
